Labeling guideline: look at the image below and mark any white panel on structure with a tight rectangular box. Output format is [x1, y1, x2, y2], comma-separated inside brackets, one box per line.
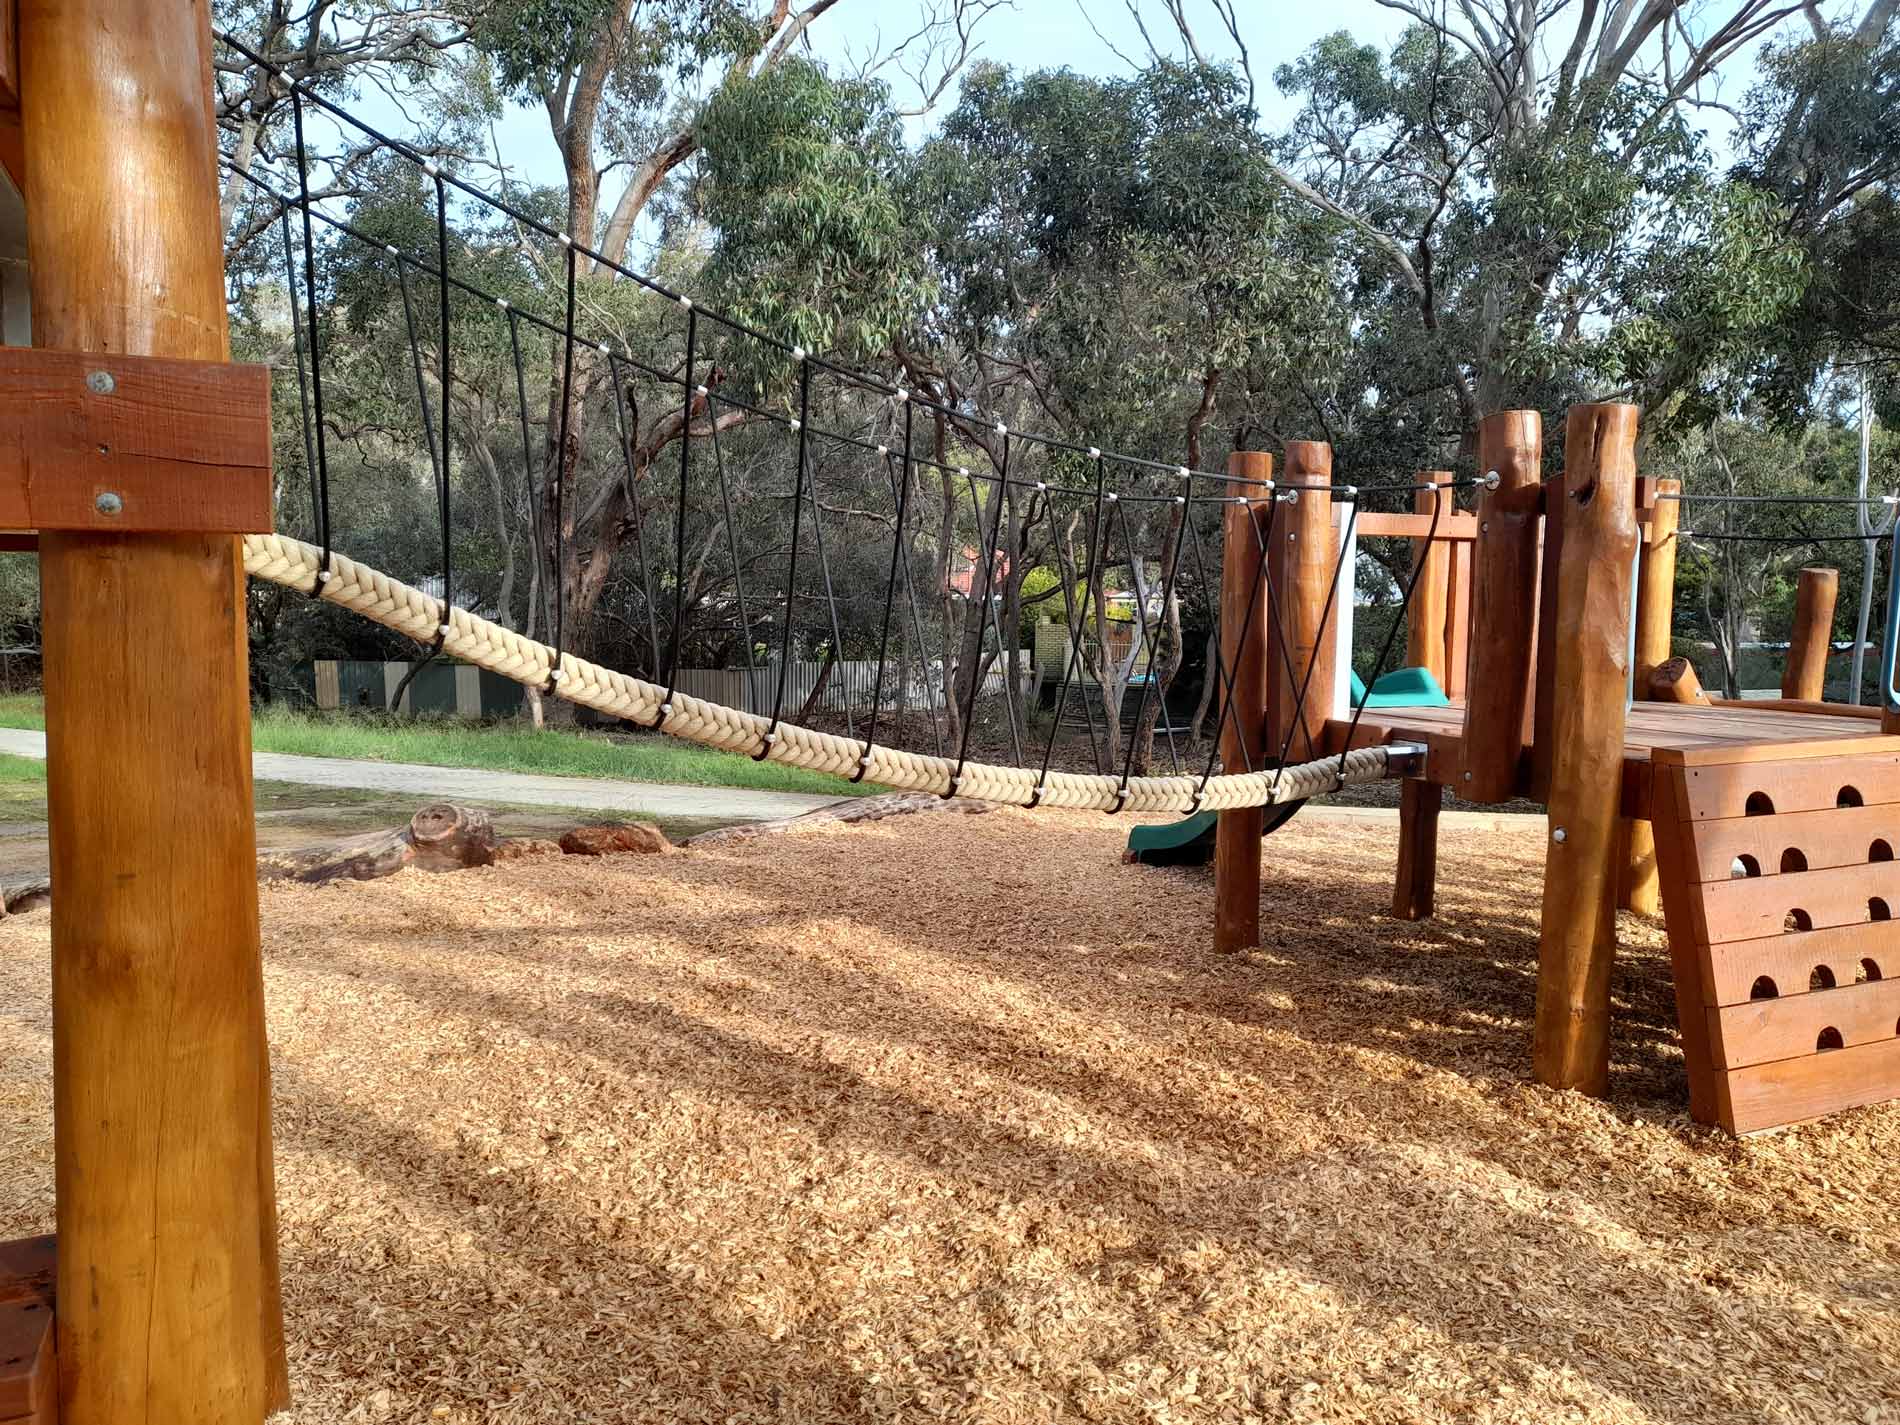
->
[1333, 504, 1357, 717]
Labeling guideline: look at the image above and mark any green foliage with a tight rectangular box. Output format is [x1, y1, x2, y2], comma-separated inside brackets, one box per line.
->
[697, 59, 930, 372]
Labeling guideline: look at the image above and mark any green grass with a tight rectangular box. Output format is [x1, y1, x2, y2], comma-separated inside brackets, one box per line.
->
[0, 695, 44, 731]
[248, 706, 868, 796]
[0, 695, 867, 797]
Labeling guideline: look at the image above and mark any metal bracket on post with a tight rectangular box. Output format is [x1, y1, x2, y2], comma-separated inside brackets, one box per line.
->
[0, 348, 275, 538]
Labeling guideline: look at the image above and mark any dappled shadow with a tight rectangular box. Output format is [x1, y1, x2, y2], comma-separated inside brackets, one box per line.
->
[260, 823, 1899, 1422]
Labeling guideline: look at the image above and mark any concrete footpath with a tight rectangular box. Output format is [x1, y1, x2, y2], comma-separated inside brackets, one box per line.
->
[0, 728, 841, 823]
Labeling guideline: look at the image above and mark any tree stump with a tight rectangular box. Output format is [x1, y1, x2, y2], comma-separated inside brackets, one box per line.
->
[1648, 656, 1710, 705]
[258, 803, 497, 884]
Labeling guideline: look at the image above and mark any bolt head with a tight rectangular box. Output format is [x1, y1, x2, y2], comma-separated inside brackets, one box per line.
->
[1552, 827, 1567, 843]
[93, 491, 124, 516]
[86, 370, 116, 396]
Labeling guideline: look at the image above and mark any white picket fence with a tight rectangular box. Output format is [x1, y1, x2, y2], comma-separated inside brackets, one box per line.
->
[668, 656, 1035, 717]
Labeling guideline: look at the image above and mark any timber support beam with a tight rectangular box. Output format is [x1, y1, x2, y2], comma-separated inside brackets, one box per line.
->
[1533, 402, 1641, 1096]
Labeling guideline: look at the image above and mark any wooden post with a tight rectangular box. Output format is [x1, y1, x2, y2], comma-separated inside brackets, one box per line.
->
[19, 1, 287, 1420]
[1404, 470, 1451, 688]
[1267, 442, 1336, 761]
[1620, 475, 1681, 916]
[1214, 451, 1273, 952]
[1534, 403, 1640, 1096]
[1443, 538, 1473, 699]
[1781, 566, 1839, 701]
[1632, 476, 1681, 685]
[1391, 778, 1442, 920]
[1460, 411, 1543, 802]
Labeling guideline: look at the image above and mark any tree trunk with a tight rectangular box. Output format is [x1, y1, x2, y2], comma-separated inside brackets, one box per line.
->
[795, 645, 839, 724]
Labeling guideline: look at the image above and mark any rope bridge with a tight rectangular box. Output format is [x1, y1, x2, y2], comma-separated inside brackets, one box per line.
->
[225, 33, 1479, 816]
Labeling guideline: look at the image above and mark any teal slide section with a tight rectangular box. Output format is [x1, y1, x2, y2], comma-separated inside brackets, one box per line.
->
[1125, 665, 1448, 866]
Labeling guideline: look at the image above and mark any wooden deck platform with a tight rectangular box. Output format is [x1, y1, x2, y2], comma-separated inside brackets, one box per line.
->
[1327, 700, 1895, 820]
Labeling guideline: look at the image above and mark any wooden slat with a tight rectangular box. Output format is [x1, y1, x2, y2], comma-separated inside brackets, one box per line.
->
[1671, 750, 1900, 818]
[1709, 697, 1881, 721]
[1679, 802, 1900, 881]
[1445, 538, 1472, 701]
[1402, 472, 1450, 689]
[0, 348, 273, 533]
[1653, 733, 1900, 768]
[1718, 1035, 1900, 1135]
[1709, 975, 1900, 1068]
[1697, 859, 1900, 943]
[1651, 767, 1721, 1120]
[0, 1235, 55, 1425]
[1694, 919, 1900, 1006]
[1352, 510, 1480, 541]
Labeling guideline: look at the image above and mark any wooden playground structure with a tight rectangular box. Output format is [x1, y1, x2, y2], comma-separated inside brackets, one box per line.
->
[1214, 408, 1900, 1140]
[1, 2, 1899, 1421]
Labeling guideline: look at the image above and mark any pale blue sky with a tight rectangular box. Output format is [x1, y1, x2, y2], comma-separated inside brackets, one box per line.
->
[471, 1, 1415, 191]
[321, 0, 1815, 223]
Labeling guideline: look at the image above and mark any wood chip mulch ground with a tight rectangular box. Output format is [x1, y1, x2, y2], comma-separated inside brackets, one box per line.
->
[2, 808, 1896, 1424]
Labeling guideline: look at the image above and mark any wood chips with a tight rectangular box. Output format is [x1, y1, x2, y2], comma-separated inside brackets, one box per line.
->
[1, 809, 1896, 1423]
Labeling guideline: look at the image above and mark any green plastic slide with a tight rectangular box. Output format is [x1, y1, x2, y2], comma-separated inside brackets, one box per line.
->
[1125, 665, 1449, 866]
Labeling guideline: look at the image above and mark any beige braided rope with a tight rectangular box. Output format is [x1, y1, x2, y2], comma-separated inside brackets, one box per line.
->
[241, 533, 1419, 814]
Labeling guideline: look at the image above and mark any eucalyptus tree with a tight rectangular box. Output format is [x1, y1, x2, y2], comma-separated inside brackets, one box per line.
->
[902, 61, 1343, 771]
[1139, 1, 1889, 449]
[451, 0, 993, 703]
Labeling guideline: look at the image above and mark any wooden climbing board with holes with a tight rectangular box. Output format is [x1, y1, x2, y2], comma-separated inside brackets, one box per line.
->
[0, 1235, 54, 1425]
[1651, 739, 1900, 1134]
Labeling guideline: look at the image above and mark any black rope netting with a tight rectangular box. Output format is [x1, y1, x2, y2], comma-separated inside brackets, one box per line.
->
[233, 32, 1507, 811]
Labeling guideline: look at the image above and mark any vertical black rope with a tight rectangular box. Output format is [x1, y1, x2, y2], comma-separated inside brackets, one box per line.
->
[653, 307, 697, 728]
[1049, 483, 1108, 766]
[277, 205, 320, 546]
[877, 441, 945, 757]
[1114, 476, 1192, 795]
[606, 363, 665, 679]
[1261, 494, 1314, 765]
[1182, 496, 1255, 780]
[853, 402, 916, 782]
[947, 441, 1017, 796]
[755, 357, 813, 759]
[544, 242, 578, 695]
[705, 395, 762, 705]
[433, 172, 454, 639]
[990, 441, 1028, 766]
[1108, 493, 1179, 810]
[505, 308, 557, 656]
[1028, 462, 1112, 807]
[799, 393, 856, 743]
[1192, 496, 1284, 804]
[1334, 484, 1445, 779]
[1272, 492, 1360, 796]
[394, 256, 448, 653]
[290, 89, 334, 587]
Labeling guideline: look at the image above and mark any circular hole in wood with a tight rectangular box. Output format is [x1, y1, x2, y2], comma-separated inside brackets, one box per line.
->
[1732, 854, 1761, 878]
[1860, 957, 1883, 983]
[1810, 963, 1837, 990]
[1785, 908, 1813, 933]
[1780, 848, 1808, 874]
[1746, 792, 1776, 816]
[1838, 786, 1865, 808]
[1873, 839, 1895, 863]
[1817, 1027, 1845, 1051]
[1750, 975, 1779, 1000]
